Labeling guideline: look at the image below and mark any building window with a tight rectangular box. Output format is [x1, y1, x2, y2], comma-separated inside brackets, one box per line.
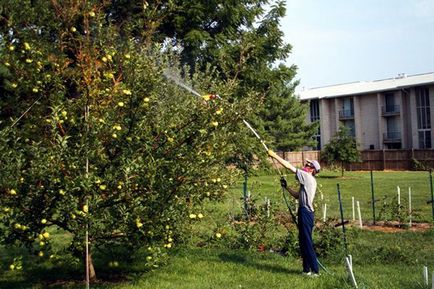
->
[344, 120, 356, 137]
[342, 97, 354, 118]
[310, 99, 320, 122]
[310, 99, 321, 150]
[416, 87, 431, 148]
[385, 92, 395, 112]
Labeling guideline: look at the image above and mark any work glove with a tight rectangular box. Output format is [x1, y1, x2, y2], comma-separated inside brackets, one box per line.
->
[268, 149, 277, 158]
[280, 177, 287, 189]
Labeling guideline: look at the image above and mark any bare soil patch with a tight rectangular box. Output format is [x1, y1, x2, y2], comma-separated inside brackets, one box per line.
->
[359, 221, 432, 233]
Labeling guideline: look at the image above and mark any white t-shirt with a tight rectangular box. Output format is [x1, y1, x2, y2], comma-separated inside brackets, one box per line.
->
[296, 169, 317, 212]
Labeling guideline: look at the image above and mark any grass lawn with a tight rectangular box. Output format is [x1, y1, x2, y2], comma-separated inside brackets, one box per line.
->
[227, 170, 434, 223]
[1, 170, 433, 289]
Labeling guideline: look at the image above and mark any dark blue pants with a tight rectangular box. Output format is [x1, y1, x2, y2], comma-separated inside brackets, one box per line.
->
[298, 207, 319, 273]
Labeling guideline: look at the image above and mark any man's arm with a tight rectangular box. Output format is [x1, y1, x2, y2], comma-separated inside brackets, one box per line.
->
[268, 150, 297, 174]
[280, 177, 299, 199]
[285, 186, 300, 199]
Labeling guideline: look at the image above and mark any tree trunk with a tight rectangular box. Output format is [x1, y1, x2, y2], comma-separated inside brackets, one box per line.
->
[87, 253, 97, 283]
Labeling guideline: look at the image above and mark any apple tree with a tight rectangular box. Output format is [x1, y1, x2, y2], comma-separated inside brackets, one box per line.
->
[0, 0, 257, 280]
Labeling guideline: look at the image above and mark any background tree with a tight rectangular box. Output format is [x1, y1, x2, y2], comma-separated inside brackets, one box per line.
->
[321, 126, 362, 176]
[105, 0, 318, 155]
[258, 65, 319, 152]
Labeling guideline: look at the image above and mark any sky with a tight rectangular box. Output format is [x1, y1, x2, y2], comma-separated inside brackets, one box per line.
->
[281, 0, 434, 90]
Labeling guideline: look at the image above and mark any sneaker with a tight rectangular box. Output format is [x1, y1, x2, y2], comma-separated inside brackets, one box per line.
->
[310, 273, 320, 278]
[301, 272, 312, 276]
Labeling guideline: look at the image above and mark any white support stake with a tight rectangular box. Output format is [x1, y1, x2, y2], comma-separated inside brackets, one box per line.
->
[345, 256, 358, 288]
[266, 197, 270, 218]
[323, 204, 327, 222]
[352, 197, 355, 221]
[423, 266, 428, 286]
[432, 271, 434, 289]
[409, 187, 412, 228]
[348, 254, 353, 268]
[357, 201, 363, 228]
[397, 186, 401, 205]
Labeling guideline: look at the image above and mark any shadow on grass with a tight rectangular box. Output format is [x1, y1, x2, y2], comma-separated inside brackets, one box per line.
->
[218, 252, 300, 275]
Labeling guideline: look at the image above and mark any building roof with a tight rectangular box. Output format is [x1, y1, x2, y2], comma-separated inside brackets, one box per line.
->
[297, 72, 434, 100]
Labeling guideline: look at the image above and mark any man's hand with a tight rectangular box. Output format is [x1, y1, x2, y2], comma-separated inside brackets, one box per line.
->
[280, 177, 287, 189]
[268, 149, 278, 158]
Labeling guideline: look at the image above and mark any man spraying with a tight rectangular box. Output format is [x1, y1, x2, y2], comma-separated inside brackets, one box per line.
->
[268, 150, 321, 277]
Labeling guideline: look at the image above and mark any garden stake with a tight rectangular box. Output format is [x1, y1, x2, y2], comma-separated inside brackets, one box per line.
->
[409, 187, 412, 227]
[397, 186, 401, 205]
[429, 170, 434, 222]
[370, 171, 376, 225]
[323, 204, 327, 222]
[337, 183, 349, 254]
[345, 256, 358, 288]
[397, 186, 401, 225]
[357, 201, 363, 228]
[424, 266, 429, 286]
[243, 173, 249, 219]
[85, 105, 90, 289]
[352, 197, 355, 221]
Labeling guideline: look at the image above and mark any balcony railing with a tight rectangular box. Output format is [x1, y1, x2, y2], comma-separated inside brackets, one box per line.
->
[382, 105, 400, 116]
[383, 131, 401, 142]
[339, 109, 354, 120]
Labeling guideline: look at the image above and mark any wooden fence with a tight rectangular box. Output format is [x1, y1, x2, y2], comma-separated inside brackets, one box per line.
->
[275, 149, 434, 171]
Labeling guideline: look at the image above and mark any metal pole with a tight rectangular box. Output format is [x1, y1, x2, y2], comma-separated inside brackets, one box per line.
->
[430, 169, 434, 222]
[243, 172, 249, 219]
[85, 105, 90, 289]
[370, 170, 376, 224]
[337, 184, 348, 253]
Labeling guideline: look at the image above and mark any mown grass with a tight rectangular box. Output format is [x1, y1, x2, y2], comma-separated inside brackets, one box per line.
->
[1, 170, 433, 289]
[226, 169, 434, 223]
